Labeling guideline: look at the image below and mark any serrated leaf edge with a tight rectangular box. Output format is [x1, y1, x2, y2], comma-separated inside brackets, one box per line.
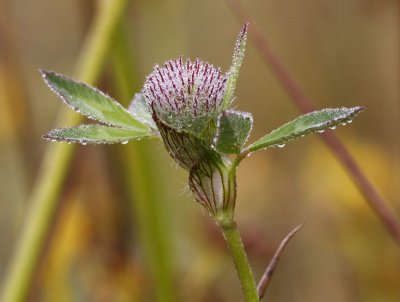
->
[248, 106, 364, 152]
[41, 70, 149, 131]
[221, 23, 249, 109]
[43, 124, 151, 145]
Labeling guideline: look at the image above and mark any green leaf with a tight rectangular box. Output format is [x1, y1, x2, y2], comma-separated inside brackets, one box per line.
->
[214, 110, 253, 154]
[248, 107, 364, 152]
[128, 93, 157, 130]
[221, 23, 248, 109]
[43, 124, 151, 144]
[42, 70, 149, 131]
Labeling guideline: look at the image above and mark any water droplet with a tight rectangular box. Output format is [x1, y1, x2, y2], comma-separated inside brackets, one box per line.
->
[277, 143, 285, 148]
[341, 122, 347, 126]
[329, 126, 336, 130]
[121, 140, 128, 145]
[318, 130, 325, 133]
[81, 142, 87, 145]
[348, 120, 353, 124]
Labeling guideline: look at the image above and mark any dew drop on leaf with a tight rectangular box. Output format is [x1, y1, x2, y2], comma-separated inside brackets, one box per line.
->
[277, 143, 285, 148]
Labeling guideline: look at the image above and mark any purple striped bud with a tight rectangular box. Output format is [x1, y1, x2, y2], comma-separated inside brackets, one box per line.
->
[142, 58, 227, 135]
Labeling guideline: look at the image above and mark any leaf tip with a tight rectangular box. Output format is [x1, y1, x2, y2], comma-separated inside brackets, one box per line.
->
[42, 134, 51, 141]
[42, 132, 60, 143]
[345, 105, 365, 121]
[40, 69, 56, 82]
[354, 105, 365, 114]
[238, 22, 249, 44]
[233, 23, 249, 61]
[40, 69, 64, 93]
[38, 68, 47, 76]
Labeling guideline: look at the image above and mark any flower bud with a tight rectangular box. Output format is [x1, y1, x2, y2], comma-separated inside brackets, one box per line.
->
[142, 58, 234, 217]
[143, 58, 227, 139]
[189, 154, 236, 218]
[141, 24, 249, 218]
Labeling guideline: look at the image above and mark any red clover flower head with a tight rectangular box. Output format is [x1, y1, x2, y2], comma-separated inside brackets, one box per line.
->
[142, 58, 227, 134]
[139, 24, 249, 216]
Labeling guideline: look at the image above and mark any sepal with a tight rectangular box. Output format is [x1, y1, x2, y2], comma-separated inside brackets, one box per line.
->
[189, 155, 236, 218]
[214, 110, 253, 154]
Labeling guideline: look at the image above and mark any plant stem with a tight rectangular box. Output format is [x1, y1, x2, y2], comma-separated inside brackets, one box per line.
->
[219, 220, 259, 302]
[0, 1, 130, 301]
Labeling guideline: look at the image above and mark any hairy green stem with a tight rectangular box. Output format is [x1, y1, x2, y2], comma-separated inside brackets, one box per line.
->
[214, 160, 258, 301]
[0, 1, 130, 301]
[112, 23, 176, 302]
[219, 220, 259, 302]
[232, 148, 250, 172]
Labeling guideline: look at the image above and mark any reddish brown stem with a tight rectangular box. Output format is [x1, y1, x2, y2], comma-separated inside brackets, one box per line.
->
[257, 223, 303, 300]
[225, 0, 400, 244]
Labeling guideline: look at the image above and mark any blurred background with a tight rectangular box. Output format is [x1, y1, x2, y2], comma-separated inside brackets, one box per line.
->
[0, 0, 399, 301]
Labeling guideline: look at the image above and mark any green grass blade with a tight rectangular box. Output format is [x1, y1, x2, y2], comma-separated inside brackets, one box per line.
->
[0, 1, 131, 301]
[112, 22, 177, 301]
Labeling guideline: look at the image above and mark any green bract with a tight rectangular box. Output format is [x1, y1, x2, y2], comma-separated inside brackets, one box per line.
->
[42, 24, 364, 219]
[214, 110, 253, 154]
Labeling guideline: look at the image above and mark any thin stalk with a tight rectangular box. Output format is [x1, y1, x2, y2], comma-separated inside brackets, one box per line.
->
[225, 0, 400, 244]
[0, 1, 130, 301]
[112, 22, 176, 302]
[219, 220, 259, 302]
[257, 223, 303, 300]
